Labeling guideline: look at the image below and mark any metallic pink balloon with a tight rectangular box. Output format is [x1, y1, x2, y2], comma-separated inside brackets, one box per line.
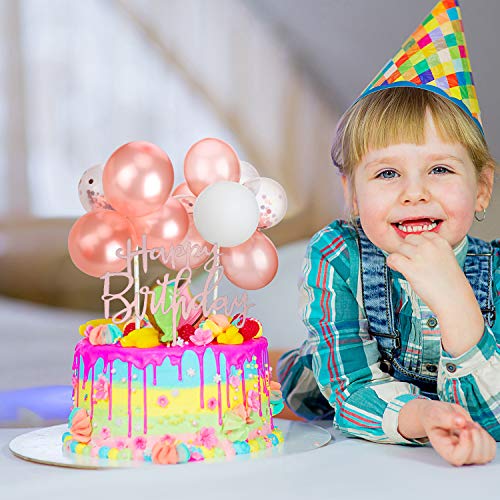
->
[131, 197, 189, 251]
[164, 214, 214, 270]
[220, 231, 278, 290]
[103, 141, 174, 217]
[68, 210, 136, 278]
[184, 138, 240, 196]
[172, 182, 195, 197]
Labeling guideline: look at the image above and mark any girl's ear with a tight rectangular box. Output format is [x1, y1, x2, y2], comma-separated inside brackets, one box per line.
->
[340, 175, 359, 215]
[476, 163, 495, 211]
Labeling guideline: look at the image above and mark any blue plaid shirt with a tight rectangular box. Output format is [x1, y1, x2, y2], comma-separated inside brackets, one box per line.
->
[278, 219, 500, 445]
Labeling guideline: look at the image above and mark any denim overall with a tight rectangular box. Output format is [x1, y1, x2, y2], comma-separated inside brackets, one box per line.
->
[355, 222, 496, 400]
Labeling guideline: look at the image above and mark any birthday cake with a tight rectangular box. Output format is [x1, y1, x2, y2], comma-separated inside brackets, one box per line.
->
[64, 139, 287, 464]
[63, 314, 283, 464]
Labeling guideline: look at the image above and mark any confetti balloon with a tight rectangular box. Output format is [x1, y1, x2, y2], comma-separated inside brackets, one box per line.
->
[244, 177, 287, 229]
[78, 164, 114, 212]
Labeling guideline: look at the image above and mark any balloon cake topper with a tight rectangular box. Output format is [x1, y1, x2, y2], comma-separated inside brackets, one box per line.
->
[68, 139, 287, 346]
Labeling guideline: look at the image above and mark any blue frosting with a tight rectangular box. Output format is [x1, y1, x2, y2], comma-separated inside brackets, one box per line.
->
[176, 443, 191, 463]
[61, 431, 72, 443]
[267, 433, 279, 446]
[271, 399, 284, 416]
[107, 324, 124, 344]
[98, 446, 110, 459]
[69, 441, 80, 453]
[67, 407, 81, 427]
[233, 441, 251, 455]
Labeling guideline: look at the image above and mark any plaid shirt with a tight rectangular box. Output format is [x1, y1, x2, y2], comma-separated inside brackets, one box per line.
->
[278, 219, 500, 445]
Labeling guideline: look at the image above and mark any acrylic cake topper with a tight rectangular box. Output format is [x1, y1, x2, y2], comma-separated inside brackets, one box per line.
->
[68, 139, 287, 345]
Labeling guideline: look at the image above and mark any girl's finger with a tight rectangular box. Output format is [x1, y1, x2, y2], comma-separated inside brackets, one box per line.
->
[467, 426, 485, 465]
[448, 428, 473, 466]
[474, 424, 496, 464]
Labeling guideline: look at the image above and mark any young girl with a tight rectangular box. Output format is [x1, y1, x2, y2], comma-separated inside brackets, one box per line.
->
[278, 2, 499, 467]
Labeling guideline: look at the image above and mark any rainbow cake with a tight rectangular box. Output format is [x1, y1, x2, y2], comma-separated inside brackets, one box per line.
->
[63, 314, 283, 464]
[65, 139, 287, 464]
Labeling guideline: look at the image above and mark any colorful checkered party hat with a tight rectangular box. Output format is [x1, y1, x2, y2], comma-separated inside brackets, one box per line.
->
[356, 0, 482, 134]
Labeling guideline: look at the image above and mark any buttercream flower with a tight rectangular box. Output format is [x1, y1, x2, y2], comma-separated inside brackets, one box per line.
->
[247, 390, 260, 413]
[229, 375, 240, 388]
[157, 396, 169, 408]
[101, 426, 111, 439]
[152, 436, 178, 465]
[207, 397, 217, 411]
[134, 436, 147, 450]
[79, 318, 113, 337]
[189, 328, 214, 346]
[94, 375, 109, 401]
[115, 439, 126, 450]
[88, 325, 108, 345]
[69, 408, 92, 444]
[222, 405, 253, 442]
[195, 427, 217, 449]
[217, 326, 244, 345]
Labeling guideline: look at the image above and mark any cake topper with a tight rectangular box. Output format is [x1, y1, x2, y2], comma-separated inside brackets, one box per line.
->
[68, 138, 287, 346]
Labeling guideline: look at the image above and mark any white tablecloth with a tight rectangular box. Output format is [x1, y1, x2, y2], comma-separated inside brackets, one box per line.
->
[1, 424, 498, 500]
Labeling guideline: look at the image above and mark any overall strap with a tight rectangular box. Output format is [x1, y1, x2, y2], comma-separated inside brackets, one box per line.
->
[355, 223, 400, 361]
[464, 235, 496, 328]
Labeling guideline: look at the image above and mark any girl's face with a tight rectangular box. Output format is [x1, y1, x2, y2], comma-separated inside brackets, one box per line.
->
[342, 110, 493, 254]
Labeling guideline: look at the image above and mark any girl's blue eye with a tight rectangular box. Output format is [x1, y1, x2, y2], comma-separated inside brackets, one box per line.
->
[431, 165, 451, 174]
[376, 169, 398, 179]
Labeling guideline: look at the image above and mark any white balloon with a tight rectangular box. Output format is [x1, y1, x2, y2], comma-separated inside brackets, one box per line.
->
[193, 181, 259, 247]
[239, 161, 260, 185]
[244, 177, 287, 229]
[78, 164, 114, 212]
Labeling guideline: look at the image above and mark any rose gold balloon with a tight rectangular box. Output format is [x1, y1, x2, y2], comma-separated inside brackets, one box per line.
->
[103, 141, 174, 217]
[220, 231, 278, 290]
[131, 197, 189, 251]
[172, 182, 194, 197]
[184, 138, 240, 196]
[164, 214, 214, 270]
[68, 210, 136, 278]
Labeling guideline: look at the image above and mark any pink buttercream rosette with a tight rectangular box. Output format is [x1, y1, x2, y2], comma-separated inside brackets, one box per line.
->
[69, 408, 92, 444]
[152, 436, 179, 464]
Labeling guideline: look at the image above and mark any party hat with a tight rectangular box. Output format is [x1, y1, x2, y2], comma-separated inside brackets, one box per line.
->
[356, 0, 482, 133]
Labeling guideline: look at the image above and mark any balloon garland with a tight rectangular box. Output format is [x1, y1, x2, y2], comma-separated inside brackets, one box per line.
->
[70, 138, 288, 338]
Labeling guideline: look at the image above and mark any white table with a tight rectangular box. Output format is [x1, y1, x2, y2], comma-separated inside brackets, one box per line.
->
[1, 424, 498, 500]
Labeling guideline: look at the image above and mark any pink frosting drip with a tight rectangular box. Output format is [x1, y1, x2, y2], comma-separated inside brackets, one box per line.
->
[72, 337, 271, 438]
[108, 362, 113, 421]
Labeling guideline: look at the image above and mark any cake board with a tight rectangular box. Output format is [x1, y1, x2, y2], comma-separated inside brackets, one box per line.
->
[9, 418, 332, 469]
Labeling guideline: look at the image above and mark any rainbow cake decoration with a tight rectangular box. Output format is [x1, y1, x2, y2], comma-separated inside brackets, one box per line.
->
[64, 139, 287, 464]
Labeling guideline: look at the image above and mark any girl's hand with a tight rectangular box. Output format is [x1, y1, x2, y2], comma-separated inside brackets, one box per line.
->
[418, 400, 496, 466]
[386, 232, 468, 316]
[386, 231, 485, 357]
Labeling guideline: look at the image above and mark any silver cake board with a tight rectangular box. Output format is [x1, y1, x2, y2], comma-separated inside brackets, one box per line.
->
[9, 418, 332, 469]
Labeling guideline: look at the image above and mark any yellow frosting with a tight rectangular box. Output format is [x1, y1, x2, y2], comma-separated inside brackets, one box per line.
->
[201, 319, 223, 337]
[119, 327, 161, 348]
[217, 326, 244, 345]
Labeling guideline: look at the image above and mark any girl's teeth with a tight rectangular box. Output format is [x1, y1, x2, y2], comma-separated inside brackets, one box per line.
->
[397, 221, 437, 232]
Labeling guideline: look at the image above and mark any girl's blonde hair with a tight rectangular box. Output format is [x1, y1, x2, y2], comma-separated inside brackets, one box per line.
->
[331, 87, 496, 224]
